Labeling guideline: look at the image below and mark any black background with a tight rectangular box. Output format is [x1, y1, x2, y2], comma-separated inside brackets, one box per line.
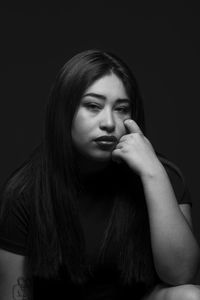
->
[0, 2, 200, 280]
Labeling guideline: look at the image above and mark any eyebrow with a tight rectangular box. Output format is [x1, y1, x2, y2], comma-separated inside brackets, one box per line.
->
[83, 92, 130, 103]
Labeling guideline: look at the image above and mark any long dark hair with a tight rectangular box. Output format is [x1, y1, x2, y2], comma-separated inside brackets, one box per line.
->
[0, 49, 183, 290]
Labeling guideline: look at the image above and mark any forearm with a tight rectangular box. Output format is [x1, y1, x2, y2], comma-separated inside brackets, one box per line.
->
[141, 163, 200, 285]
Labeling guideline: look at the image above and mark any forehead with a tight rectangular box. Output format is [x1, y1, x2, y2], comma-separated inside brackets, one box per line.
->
[84, 73, 128, 99]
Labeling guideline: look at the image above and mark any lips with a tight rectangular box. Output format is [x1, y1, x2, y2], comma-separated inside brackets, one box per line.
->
[94, 135, 118, 150]
[94, 135, 118, 143]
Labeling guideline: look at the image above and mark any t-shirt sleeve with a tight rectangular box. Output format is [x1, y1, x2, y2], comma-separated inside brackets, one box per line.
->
[162, 160, 192, 206]
[0, 191, 29, 255]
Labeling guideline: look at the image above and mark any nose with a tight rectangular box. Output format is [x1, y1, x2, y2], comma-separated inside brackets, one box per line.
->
[99, 109, 115, 133]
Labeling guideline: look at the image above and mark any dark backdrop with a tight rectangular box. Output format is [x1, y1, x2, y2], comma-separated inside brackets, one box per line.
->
[0, 2, 200, 280]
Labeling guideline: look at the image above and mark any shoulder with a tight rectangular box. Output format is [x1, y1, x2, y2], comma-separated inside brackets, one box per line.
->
[157, 153, 192, 206]
[0, 180, 32, 221]
[0, 144, 42, 218]
[0, 187, 31, 256]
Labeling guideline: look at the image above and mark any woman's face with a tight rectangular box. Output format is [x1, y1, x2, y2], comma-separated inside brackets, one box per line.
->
[71, 72, 132, 162]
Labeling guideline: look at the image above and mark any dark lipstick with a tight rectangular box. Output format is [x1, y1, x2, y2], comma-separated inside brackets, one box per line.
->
[94, 135, 118, 142]
[94, 135, 118, 150]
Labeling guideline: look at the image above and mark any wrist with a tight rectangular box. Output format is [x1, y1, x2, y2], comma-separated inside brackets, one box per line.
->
[140, 161, 167, 183]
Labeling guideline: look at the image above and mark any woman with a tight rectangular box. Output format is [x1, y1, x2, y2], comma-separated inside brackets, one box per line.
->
[0, 49, 200, 300]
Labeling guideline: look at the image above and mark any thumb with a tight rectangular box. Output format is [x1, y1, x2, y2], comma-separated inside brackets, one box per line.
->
[124, 119, 143, 134]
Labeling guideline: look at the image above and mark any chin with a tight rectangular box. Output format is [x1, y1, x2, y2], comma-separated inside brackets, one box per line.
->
[91, 155, 111, 162]
[87, 151, 112, 162]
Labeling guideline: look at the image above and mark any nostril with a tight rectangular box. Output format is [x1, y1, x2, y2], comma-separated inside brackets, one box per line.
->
[100, 122, 115, 132]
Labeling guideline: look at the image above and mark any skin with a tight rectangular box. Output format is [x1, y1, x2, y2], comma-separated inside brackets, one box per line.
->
[112, 119, 162, 176]
[71, 72, 132, 172]
[71, 72, 162, 178]
[71, 72, 200, 299]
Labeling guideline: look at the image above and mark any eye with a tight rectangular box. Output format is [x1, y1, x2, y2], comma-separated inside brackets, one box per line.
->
[115, 106, 131, 114]
[84, 102, 102, 111]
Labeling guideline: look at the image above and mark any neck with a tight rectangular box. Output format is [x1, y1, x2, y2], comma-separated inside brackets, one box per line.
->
[75, 155, 111, 179]
[75, 155, 113, 194]
[77, 162, 115, 213]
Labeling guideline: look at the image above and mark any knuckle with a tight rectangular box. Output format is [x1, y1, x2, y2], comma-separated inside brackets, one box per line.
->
[120, 134, 128, 141]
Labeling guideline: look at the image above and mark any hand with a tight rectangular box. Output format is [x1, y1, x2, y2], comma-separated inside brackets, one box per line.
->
[112, 119, 162, 177]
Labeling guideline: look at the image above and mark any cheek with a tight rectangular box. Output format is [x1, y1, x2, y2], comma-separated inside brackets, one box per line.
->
[71, 113, 92, 141]
[115, 115, 129, 135]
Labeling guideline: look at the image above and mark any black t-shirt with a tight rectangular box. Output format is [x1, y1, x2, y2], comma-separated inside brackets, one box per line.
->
[0, 162, 192, 300]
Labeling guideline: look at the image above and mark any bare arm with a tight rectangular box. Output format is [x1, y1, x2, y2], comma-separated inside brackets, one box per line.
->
[112, 119, 200, 285]
[141, 165, 200, 285]
[0, 249, 32, 300]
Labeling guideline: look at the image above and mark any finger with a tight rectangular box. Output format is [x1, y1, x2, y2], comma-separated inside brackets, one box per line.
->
[115, 142, 124, 149]
[124, 119, 143, 134]
[111, 149, 123, 164]
[119, 134, 129, 143]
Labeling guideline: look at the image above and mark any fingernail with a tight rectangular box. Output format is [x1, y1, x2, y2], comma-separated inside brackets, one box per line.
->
[125, 119, 132, 124]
